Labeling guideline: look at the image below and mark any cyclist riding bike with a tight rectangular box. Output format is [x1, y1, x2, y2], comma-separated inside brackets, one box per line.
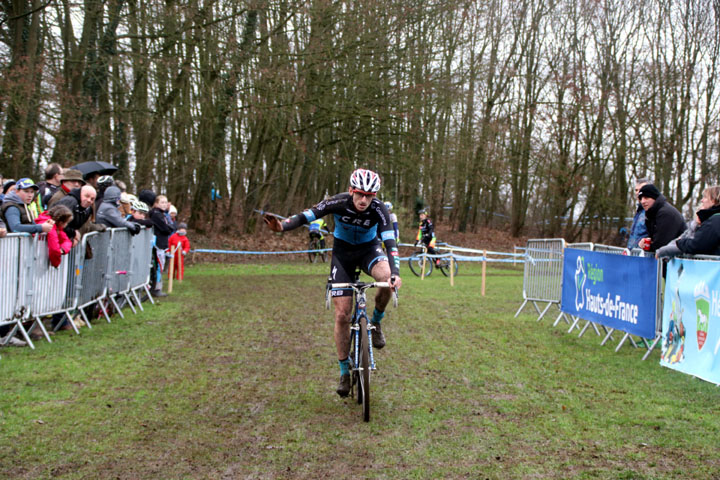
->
[264, 168, 402, 397]
[415, 208, 440, 266]
[384, 201, 399, 242]
[308, 218, 327, 250]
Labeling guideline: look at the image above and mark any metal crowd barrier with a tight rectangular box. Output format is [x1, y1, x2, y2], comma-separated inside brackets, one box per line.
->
[76, 231, 112, 324]
[0, 227, 155, 353]
[0, 234, 34, 349]
[514, 238, 565, 321]
[128, 227, 155, 311]
[107, 229, 135, 318]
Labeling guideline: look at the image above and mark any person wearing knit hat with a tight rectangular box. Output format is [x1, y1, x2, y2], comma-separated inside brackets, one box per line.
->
[637, 184, 661, 200]
[637, 184, 686, 252]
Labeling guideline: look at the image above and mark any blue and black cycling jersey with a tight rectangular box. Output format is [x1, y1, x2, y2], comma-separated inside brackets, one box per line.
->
[281, 192, 400, 275]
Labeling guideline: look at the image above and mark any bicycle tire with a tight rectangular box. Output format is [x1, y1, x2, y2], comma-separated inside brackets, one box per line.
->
[308, 239, 318, 263]
[360, 315, 371, 422]
[349, 326, 362, 405]
[439, 258, 459, 277]
[408, 251, 433, 277]
[320, 245, 327, 263]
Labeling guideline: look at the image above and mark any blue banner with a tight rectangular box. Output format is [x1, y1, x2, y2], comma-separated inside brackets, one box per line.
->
[561, 249, 657, 339]
[661, 258, 720, 384]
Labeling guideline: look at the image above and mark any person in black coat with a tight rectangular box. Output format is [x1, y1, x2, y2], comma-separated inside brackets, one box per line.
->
[637, 184, 686, 253]
[56, 185, 103, 245]
[657, 186, 720, 258]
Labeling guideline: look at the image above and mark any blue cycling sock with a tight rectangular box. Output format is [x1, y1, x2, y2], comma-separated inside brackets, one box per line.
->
[371, 308, 384, 325]
[339, 358, 350, 376]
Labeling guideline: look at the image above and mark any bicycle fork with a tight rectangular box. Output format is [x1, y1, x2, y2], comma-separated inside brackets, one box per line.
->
[353, 294, 377, 371]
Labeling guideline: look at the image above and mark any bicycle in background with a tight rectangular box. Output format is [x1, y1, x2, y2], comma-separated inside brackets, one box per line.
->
[326, 276, 398, 422]
[308, 219, 327, 263]
[408, 247, 459, 277]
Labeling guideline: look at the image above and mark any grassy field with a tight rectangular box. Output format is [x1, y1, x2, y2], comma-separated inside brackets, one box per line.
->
[1, 261, 719, 479]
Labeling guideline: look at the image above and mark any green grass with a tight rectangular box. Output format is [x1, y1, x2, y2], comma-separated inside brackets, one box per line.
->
[1, 261, 719, 479]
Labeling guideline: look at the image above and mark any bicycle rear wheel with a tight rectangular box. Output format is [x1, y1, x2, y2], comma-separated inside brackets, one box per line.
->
[408, 252, 433, 277]
[439, 258, 459, 277]
[359, 315, 371, 422]
[308, 239, 319, 263]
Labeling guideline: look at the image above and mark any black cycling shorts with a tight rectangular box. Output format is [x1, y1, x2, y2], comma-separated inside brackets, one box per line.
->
[329, 241, 388, 297]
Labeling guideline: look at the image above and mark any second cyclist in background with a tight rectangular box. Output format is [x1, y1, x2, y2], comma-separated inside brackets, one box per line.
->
[384, 201, 399, 243]
[309, 217, 327, 250]
[416, 208, 440, 266]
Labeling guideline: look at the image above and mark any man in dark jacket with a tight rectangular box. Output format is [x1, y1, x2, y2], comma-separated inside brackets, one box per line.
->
[638, 184, 686, 252]
[57, 185, 101, 245]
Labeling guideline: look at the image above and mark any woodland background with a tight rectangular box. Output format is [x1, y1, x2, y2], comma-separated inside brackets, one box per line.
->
[0, 0, 718, 240]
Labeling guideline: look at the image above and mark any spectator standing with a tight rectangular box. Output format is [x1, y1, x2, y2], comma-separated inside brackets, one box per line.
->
[148, 193, 174, 296]
[1, 179, 53, 235]
[37, 163, 64, 209]
[95, 175, 114, 211]
[0, 216, 6, 237]
[1, 180, 16, 203]
[169, 204, 178, 224]
[637, 184, 686, 252]
[96, 186, 140, 233]
[657, 186, 720, 258]
[35, 205, 74, 267]
[628, 178, 651, 249]
[56, 185, 100, 246]
[47, 169, 86, 207]
[84, 172, 100, 189]
[168, 222, 191, 280]
[128, 200, 153, 227]
[119, 193, 133, 217]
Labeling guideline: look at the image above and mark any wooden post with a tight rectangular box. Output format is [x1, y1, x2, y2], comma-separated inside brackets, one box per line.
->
[179, 246, 184, 282]
[168, 245, 177, 293]
[481, 249, 487, 296]
[450, 249, 455, 287]
[421, 246, 427, 280]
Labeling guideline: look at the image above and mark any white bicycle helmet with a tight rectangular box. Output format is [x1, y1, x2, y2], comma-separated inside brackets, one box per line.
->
[384, 201, 393, 210]
[349, 168, 381, 194]
[131, 200, 149, 213]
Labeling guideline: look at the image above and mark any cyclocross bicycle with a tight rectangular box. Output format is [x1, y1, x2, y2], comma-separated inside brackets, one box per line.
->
[308, 235, 327, 263]
[408, 248, 459, 277]
[326, 277, 398, 422]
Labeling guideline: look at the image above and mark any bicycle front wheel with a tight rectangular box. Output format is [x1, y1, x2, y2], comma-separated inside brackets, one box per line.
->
[308, 239, 318, 263]
[439, 258, 459, 277]
[408, 252, 433, 277]
[359, 315, 371, 422]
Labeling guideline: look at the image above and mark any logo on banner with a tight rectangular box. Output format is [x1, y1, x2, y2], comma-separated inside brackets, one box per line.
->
[663, 264, 686, 364]
[694, 282, 710, 351]
[574, 256, 586, 310]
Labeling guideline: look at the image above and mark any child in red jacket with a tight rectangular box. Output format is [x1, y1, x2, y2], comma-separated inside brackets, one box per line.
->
[36, 204, 74, 267]
[168, 222, 191, 280]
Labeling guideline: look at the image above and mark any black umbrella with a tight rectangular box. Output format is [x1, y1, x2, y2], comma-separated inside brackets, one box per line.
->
[70, 161, 118, 178]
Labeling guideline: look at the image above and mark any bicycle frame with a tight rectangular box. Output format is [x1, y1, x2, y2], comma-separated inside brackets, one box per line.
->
[330, 281, 391, 372]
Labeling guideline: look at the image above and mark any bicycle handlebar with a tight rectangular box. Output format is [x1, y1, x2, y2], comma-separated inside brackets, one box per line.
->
[329, 281, 391, 289]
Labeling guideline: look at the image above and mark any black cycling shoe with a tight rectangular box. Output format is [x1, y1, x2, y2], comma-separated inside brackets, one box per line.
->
[371, 323, 386, 349]
[336, 374, 351, 397]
